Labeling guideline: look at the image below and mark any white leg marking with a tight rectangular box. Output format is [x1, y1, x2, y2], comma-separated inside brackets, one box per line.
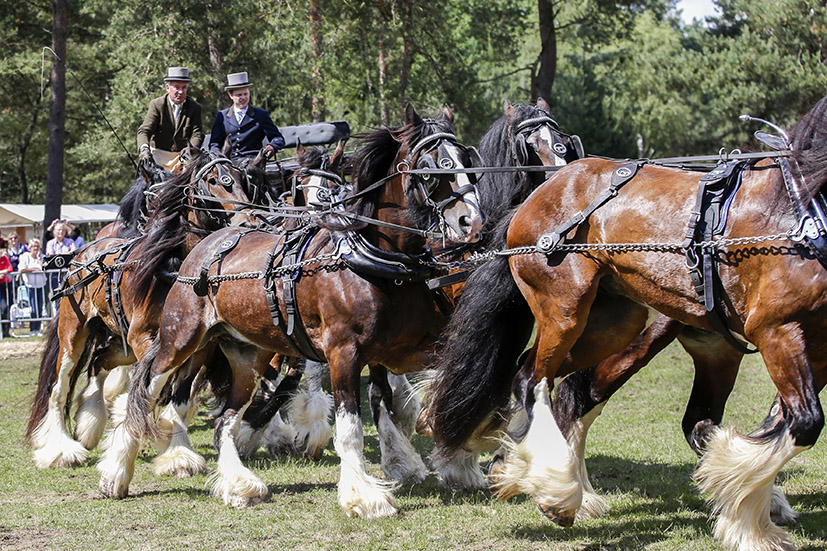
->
[264, 412, 298, 456]
[73, 371, 109, 450]
[387, 373, 420, 439]
[288, 361, 332, 459]
[96, 394, 139, 498]
[102, 365, 131, 406]
[695, 427, 802, 551]
[152, 401, 206, 477]
[208, 410, 270, 508]
[491, 378, 582, 526]
[566, 403, 609, 520]
[376, 401, 426, 483]
[432, 447, 488, 490]
[31, 352, 89, 468]
[769, 485, 798, 526]
[334, 406, 397, 518]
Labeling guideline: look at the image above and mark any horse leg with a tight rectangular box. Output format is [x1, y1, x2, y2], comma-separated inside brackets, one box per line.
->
[29, 316, 99, 469]
[695, 332, 823, 551]
[74, 342, 136, 450]
[330, 353, 397, 518]
[209, 343, 272, 508]
[97, 317, 206, 498]
[368, 365, 426, 484]
[552, 314, 684, 520]
[151, 347, 210, 478]
[103, 365, 131, 406]
[387, 372, 420, 439]
[288, 359, 333, 460]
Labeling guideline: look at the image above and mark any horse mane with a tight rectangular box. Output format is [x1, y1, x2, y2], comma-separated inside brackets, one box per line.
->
[789, 94, 827, 202]
[127, 151, 218, 302]
[476, 102, 554, 246]
[116, 163, 168, 238]
[318, 114, 453, 232]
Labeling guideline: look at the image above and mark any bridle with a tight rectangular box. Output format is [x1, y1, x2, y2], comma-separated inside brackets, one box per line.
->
[292, 151, 348, 209]
[185, 153, 250, 229]
[513, 113, 580, 166]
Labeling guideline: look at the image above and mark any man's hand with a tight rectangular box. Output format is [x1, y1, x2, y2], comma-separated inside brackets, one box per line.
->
[263, 145, 275, 159]
[139, 147, 152, 164]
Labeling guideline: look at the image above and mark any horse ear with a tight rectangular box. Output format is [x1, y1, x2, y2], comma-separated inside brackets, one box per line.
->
[503, 100, 513, 113]
[536, 97, 551, 113]
[404, 103, 422, 126]
[330, 139, 344, 169]
[441, 104, 455, 125]
[296, 140, 306, 158]
[221, 136, 232, 158]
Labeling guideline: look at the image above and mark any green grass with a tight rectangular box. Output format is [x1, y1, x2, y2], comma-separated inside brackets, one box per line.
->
[1, 340, 826, 550]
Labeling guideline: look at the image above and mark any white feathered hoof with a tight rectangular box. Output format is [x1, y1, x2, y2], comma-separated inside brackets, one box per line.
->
[32, 437, 89, 469]
[576, 490, 609, 520]
[338, 479, 398, 519]
[152, 446, 207, 477]
[208, 467, 270, 509]
[263, 413, 298, 457]
[538, 502, 576, 527]
[97, 475, 129, 499]
[770, 486, 798, 526]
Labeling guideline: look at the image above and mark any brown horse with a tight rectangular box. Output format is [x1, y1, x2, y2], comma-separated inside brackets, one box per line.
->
[97, 105, 484, 516]
[25, 150, 255, 471]
[428, 96, 827, 551]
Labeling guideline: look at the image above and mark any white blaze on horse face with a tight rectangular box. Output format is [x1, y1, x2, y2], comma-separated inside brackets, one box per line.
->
[529, 126, 567, 167]
[303, 174, 324, 205]
[441, 143, 484, 242]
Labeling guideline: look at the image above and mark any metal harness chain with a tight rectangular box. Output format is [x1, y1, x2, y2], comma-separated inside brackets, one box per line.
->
[173, 251, 343, 287]
[431, 230, 797, 272]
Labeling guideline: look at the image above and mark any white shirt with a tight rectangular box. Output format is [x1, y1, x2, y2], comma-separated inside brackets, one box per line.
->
[18, 252, 46, 288]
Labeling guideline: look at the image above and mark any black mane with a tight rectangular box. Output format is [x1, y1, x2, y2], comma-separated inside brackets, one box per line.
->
[116, 163, 169, 237]
[318, 114, 453, 232]
[127, 150, 229, 302]
[789, 95, 827, 201]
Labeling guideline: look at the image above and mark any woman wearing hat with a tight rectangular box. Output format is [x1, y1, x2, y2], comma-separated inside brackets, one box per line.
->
[208, 71, 285, 160]
[137, 66, 204, 172]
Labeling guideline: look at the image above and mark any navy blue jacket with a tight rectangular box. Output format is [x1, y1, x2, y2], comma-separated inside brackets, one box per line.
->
[209, 106, 285, 158]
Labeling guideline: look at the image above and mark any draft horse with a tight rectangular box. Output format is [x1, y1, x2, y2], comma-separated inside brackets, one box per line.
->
[428, 96, 827, 551]
[25, 150, 255, 470]
[98, 105, 484, 517]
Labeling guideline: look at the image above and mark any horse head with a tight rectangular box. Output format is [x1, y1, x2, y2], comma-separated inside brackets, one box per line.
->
[294, 140, 348, 209]
[505, 98, 579, 168]
[393, 104, 484, 245]
[186, 150, 256, 228]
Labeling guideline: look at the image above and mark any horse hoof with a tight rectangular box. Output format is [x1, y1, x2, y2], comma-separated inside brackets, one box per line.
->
[98, 478, 127, 499]
[537, 503, 575, 527]
[227, 494, 269, 508]
[487, 452, 506, 480]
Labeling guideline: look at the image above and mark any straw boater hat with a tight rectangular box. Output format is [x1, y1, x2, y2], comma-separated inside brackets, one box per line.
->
[225, 72, 253, 91]
[164, 67, 191, 83]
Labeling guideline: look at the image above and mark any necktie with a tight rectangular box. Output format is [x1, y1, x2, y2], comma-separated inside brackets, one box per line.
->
[236, 110, 245, 125]
[173, 103, 182, 121]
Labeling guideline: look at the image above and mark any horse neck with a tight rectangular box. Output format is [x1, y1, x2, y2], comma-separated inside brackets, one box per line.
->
[365, 173, 427, 254]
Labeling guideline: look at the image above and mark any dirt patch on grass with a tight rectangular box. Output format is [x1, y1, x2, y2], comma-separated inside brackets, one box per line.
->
[0, 338, 44, 362]
[0, 526, 63, 551]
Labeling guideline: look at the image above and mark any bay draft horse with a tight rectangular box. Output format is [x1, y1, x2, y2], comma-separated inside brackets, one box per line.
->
[238, 98, 579, 483]
[25, 150, 256, 472]
[428, 95, 827, 551]
[98, 105, 484, 517]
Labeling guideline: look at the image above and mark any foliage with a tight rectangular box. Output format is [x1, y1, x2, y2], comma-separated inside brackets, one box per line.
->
[2, 0, 827, 204]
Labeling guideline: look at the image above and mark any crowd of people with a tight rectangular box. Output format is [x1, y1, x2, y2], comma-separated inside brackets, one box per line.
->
[0, 222, 82, 338]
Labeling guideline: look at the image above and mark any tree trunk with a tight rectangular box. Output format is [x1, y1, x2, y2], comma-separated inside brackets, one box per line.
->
[16, 93, 44, 204]
[378, 37, 389, 126]
[399, 0, 413, 106]
[309, 0, 325, 122]
[44, 0, 67, 240]
[531, 0, 556, 102]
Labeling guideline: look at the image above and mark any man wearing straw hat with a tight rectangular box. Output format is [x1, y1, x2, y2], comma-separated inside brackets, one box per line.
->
[209, 71, 284, 161]
[137, 66, 204, 172]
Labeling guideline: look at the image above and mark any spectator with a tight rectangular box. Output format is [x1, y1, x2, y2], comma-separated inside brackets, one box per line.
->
[0, 238, 12, 338]
[70, 227, 85, 249]
[6, 232, 28, 272]
[209, 71, 284, 161]
[45, 220, 78, 256]
[18, 238, 46, 336]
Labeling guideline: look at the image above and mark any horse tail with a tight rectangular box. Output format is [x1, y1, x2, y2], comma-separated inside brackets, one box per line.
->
[125, 338, 162, 441]
[25, 318, 62, 443]
[427, 215, 535, 454]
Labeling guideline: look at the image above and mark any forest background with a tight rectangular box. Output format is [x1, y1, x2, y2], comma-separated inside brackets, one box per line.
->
[1, 0, 826, 207]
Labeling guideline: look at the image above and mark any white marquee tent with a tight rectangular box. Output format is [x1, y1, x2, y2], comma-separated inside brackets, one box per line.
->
[0, 203, 119, 243]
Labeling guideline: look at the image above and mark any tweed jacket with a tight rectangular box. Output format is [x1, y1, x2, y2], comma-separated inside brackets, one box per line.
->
[208, 106, 285, 159]
[137, 95, 204, 152]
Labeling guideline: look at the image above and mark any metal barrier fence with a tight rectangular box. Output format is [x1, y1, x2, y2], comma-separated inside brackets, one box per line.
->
[0, 269, 68, 339]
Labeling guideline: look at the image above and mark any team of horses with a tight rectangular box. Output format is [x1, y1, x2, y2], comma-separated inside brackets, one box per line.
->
[23, 96, 827, 551]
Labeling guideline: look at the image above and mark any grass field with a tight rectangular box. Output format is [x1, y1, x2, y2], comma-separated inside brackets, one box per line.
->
[1, 336, 825, 551]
